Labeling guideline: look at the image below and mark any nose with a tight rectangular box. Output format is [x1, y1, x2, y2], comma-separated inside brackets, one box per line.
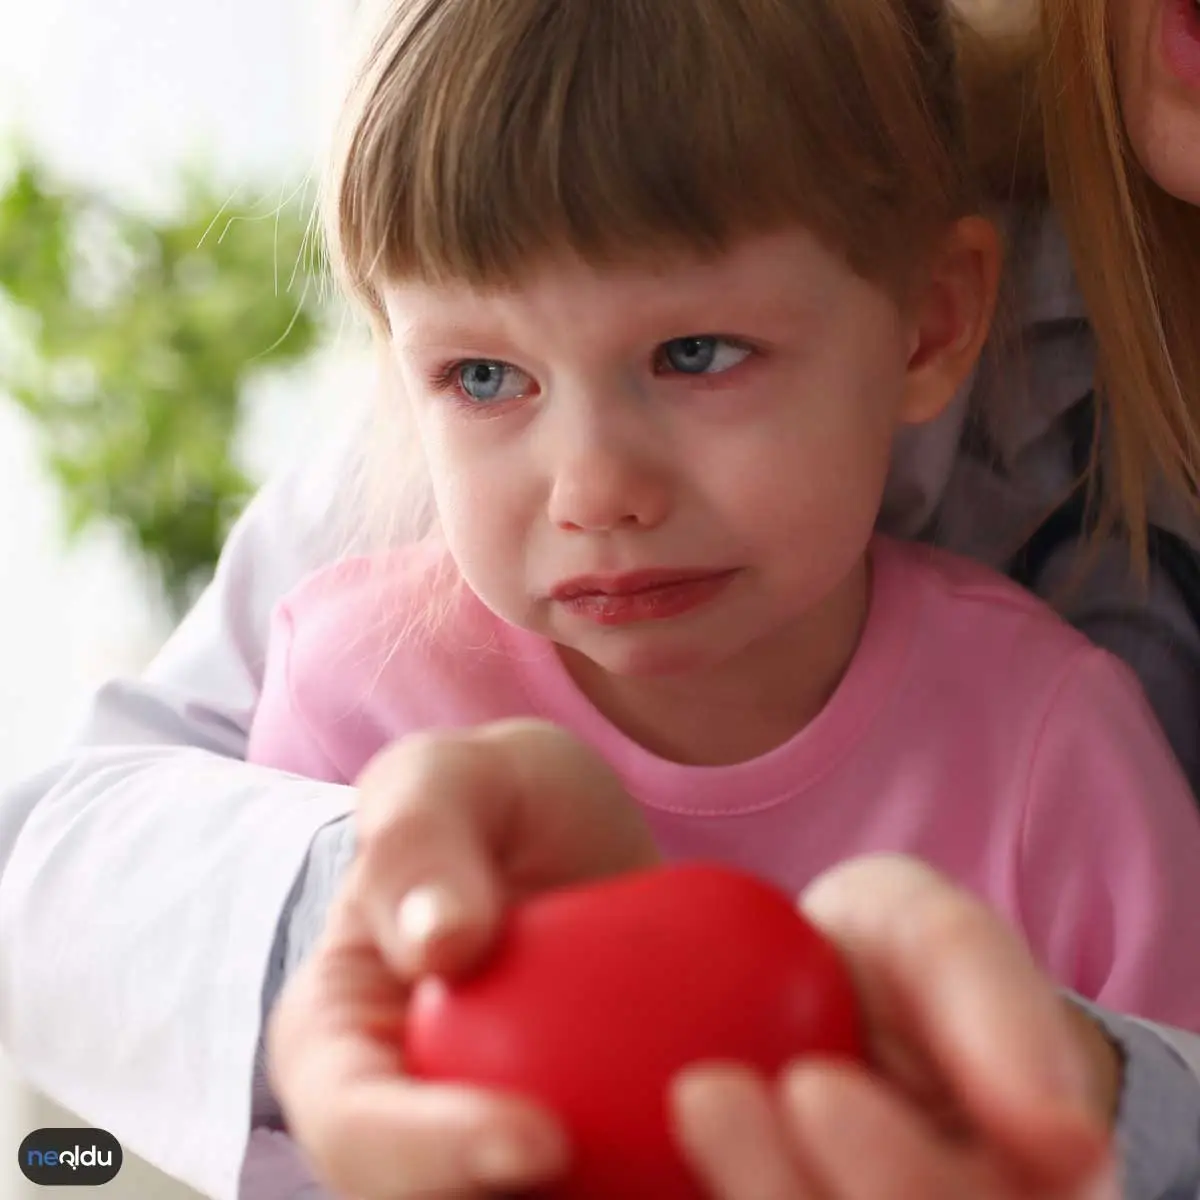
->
[544, 391, 671, 534]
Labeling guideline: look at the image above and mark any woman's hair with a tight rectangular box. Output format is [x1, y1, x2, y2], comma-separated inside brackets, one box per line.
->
[1038, 0, 1200, 560]
[953, 3, 1047, 205]
[325, 0, 980, 320]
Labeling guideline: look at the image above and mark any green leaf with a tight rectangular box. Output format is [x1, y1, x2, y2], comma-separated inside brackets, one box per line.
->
[0, 144, 336, 617]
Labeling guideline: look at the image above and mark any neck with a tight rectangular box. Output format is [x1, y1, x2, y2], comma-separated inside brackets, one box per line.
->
[560, 559, 870, 766]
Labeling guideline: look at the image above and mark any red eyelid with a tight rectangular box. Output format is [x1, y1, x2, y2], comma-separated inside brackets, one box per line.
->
[435, 359, 539, 411]
[430, 339, 758, 403]
[654, 340, 757, 379]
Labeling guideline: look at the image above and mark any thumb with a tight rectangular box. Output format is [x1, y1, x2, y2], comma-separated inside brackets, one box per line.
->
[799, 854, 1109, 1189]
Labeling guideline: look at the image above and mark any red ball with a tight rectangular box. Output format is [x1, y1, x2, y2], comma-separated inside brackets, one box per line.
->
[404, 863, 864, 1199]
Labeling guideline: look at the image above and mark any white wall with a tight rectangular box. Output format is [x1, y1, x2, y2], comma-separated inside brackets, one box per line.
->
[0, 0, 360, 1193]
[0, 0, 357, 773]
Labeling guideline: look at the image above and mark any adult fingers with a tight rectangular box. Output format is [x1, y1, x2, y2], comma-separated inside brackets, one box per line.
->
[779, 1061, 1121, 1200]
[799, 855, 1108, 1187]
[672, 1063, 826, 1200]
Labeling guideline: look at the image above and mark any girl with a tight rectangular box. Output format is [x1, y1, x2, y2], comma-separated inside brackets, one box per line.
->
[244, 0, 1200, 1193]
[3, 4, 1200, 1200]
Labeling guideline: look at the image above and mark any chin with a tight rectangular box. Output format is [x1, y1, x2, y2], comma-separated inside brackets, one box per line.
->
[1146, 145, 1200, 207]
[1123, 46, 1200, 205]
[579, 632, 727, 679]
[1133, 108, 1200, 204]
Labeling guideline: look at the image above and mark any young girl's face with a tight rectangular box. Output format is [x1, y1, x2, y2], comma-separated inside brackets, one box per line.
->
[383, 226, 967, 681]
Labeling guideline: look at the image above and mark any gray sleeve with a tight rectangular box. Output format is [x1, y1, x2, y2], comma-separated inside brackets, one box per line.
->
[1070, 996, 1200, 1200]
[238, 1129, 337, 1200]
[250, 815, 358, 1130]
[1032, 538, 1200, 797]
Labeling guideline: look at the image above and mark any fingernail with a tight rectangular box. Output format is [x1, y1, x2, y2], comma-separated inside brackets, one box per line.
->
[469, 1128, 565, 1187]
[396, 884, 463, 951]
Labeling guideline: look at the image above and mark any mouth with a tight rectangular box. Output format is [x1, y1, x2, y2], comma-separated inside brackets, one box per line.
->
[551, 568, 735, 599]
[1162, 0, 1200, 87]
[549, 568, 739, 626]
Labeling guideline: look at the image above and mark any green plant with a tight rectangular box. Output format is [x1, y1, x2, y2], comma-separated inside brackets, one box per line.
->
[0, 147, 329, 616]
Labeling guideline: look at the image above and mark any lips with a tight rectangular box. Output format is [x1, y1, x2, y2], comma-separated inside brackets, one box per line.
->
[550, 568, 733, 601]
[549, 568, 738, 626]
[1162, 0, 1200, 88]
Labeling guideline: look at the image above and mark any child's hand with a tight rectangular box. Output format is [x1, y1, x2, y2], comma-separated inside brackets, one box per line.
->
[269, 729, 1121, 1200]
[672, 855, 1123, 1200]
[266, 718, 659, 1197]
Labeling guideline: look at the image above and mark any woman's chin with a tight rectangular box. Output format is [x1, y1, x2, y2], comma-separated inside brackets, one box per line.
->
[1136, 108, 1200, 206]
[1126, 1, 1200, 205]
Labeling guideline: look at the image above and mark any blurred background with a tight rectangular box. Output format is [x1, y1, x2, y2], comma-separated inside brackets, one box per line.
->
[0, 0, 370, 1193]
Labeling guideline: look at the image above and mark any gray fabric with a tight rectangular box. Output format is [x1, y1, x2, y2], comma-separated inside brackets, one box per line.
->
[251, 816, 356, 1131]
[1072, 995, 1200, 1200]
[238, 1130, 335, 1200]
[1034, 540, 1200, 796]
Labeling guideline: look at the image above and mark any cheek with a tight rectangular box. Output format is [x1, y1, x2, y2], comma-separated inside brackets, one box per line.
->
[1114, 0, 1152, 138]
[416, 419, 532, 600]
[1110, 0, 1200, 204]
[759, 427, 893, 601]
[719, 365, 901, 530]
[415, 420, 491, 548]
[699, 370, 901, 601]
[749, 420, 894, 535]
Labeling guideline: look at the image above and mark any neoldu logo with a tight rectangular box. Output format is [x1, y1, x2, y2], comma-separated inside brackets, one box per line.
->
[18, 1128, 122, 1187]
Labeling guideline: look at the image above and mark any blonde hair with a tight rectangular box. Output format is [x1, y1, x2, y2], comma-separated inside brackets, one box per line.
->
[953, 2, 1046, 204]
[1038, 0, 1200, 561]
[325, 0, 981, 319]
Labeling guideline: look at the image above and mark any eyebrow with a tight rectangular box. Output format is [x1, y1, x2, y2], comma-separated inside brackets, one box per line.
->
[386, 267, 817, 353]
[391, 318, 513, 350]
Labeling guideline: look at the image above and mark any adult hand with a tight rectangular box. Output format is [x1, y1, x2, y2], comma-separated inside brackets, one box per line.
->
[674, 855, 1122, 1200]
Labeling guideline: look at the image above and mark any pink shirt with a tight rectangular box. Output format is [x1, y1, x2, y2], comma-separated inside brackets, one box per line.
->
[248, 537, 1200, 1030]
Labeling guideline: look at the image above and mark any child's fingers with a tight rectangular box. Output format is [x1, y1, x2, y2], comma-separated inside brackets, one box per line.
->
[301, 1074, 569, 1199]
[471, 719, 661, 885]
[268, 897, 571, 1198]
[355, 733, 511, 979]
[354, 720, 659, 980]
[799, 855, 1109, 1187]
[671, 1063, 822, 1199]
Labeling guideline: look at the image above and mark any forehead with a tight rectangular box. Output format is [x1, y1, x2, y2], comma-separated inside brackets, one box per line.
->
[381, 226, 870, 340]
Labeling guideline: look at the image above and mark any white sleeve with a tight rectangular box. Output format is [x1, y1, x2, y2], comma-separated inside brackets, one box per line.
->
[0, 410, 366, 1200]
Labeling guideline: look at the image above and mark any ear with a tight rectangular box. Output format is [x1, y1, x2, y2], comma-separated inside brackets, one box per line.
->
[898, 216, 1001, 426]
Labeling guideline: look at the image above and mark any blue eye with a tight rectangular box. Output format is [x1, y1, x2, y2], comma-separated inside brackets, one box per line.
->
[660, 336, 750, 375]
[457, 360, 531, 402]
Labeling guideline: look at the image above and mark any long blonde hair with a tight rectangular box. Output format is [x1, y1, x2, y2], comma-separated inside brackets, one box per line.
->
[1039, 0, 1200, 559]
